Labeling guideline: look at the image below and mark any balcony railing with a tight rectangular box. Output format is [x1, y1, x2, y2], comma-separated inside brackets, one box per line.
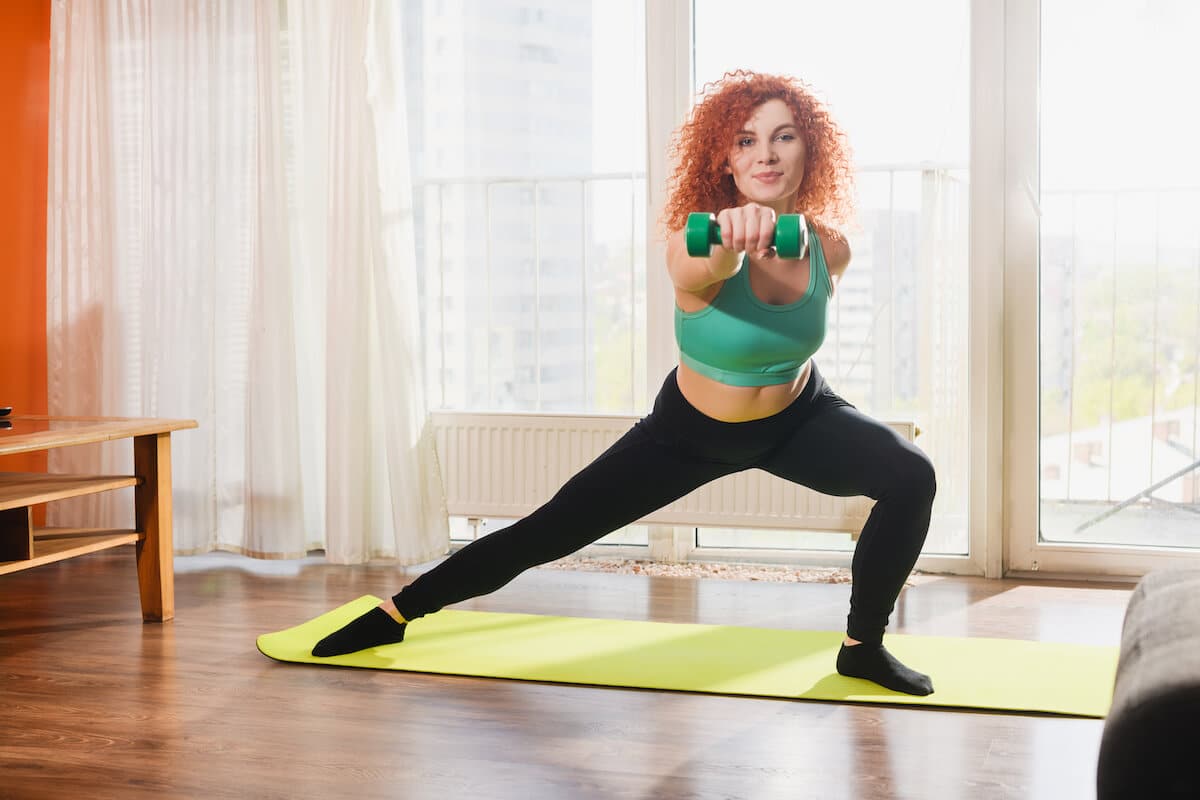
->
[412, 162, 968, 407]
[1039, 186, 1200, 544]
[413, 172, 647, 412]
[412, 163, 973, 555]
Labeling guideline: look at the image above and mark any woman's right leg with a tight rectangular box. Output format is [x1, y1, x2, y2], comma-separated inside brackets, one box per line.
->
[313, 420, 739, 655]
[394, 421, 737, 621]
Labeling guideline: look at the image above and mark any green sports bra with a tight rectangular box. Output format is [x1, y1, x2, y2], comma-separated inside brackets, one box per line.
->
[674, 224, 832, 387]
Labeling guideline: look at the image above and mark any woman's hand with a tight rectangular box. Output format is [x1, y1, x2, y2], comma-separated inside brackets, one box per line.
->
[665, 203, 780, 293]
[715, 203, 778, 259]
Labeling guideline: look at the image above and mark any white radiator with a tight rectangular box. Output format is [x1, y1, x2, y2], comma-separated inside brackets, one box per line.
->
[431, 412, 916, 535]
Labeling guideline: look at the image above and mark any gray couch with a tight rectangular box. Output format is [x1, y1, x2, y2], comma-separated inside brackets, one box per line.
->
[1097, 568, 1200, 799]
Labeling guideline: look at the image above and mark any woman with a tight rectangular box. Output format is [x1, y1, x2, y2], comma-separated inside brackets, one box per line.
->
[314, 70, 937, 696]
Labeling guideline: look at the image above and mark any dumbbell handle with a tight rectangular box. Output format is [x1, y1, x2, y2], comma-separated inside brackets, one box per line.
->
[685, 212, 808, 259]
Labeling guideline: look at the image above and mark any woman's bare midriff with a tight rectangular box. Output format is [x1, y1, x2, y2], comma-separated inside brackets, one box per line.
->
[676, 359, 812, 422]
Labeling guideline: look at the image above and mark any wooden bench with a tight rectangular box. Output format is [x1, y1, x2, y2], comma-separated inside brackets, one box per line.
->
[0, 416, 197, 621]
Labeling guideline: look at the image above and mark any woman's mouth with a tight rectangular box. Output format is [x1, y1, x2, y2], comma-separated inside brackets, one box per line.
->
[753, 171, 783, 184]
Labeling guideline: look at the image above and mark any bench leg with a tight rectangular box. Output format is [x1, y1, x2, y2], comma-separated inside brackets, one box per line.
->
[0, 506, 33, 561]
[134, 432, 175, 621]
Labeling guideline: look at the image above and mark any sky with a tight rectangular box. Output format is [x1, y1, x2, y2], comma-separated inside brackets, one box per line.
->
[1040, 0, 1200, 191]
[590, 0, 1200, 192]
[693, 0, 969, 168]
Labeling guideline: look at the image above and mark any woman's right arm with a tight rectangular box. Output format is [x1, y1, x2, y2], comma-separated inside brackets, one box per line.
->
[665, 228, 738, 294]
[664, 203, 779, 294]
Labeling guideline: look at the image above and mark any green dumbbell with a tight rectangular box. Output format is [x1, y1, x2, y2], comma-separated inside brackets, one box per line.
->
[685, 212, 808, 259]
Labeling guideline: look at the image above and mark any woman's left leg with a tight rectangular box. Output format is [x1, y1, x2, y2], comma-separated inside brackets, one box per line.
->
[758, 402, 937, 694]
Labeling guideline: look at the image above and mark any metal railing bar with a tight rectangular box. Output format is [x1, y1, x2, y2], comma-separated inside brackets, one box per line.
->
[1074, 456, 1200, 534]
[533, 181, 542, 410]
[1066, 193, 1078, 498]
[414, 172, 647, 186]
[1043, 185, 1200, 196]
[1194, 216, 1200, 470]
[581, 181, 589, 406]
[1106, 194, 1118, 501]
[887, 169, 896, 410]
[629, 177, 637, 411]
[1149, 193, 1162, 498]
[437, 184, 446, 409]
[410, 163, 969, 188]
[485, 183, 493, 409]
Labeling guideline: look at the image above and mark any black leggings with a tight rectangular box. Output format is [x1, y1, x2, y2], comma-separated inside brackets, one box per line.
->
[395, 363, 936, 645]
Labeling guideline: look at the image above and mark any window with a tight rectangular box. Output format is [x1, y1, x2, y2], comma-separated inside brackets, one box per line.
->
[692, 0, 970, 555]
[1038, 0, 1200, 553]
[402, 0, 647, 414]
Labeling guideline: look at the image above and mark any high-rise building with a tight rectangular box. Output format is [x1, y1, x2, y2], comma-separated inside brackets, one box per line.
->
[403, 0, 594, 412]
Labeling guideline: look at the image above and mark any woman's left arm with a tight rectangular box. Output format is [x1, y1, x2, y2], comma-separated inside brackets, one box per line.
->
[821, 230, 852, 296]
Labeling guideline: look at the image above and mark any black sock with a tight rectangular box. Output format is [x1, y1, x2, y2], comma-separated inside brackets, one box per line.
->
[311, 607, 407, 657]
[836, 642, 934, 696]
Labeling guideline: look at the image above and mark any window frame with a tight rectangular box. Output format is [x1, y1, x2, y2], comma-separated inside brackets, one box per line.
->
[642, 0, 994, 576]
[1003, 0, 1200, 577]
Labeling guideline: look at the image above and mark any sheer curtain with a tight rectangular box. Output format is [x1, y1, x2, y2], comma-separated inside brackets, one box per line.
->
[45, 0, 448, 564]
[915, 166, 969, 552]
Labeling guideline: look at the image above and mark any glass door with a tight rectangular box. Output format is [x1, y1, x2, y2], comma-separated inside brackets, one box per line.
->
[691, 0, 971, 561]
[1028, 0, 1200, 571]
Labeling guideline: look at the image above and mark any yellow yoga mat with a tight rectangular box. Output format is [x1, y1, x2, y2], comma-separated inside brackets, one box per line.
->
[257, 596, 1118, 718]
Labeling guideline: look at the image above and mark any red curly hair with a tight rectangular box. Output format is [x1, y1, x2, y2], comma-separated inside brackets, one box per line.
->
[662, 70, 855, 237]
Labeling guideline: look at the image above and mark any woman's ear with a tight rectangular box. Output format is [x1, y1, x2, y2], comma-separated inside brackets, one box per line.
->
[723, 163, 732, 174]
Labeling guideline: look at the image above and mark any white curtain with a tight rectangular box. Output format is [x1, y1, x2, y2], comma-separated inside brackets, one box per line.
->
[45, 0, 448, 564]
[915, 166, 970, 552]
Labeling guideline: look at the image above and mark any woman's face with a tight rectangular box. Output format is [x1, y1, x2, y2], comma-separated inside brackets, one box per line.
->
[726, 98, 806, 211]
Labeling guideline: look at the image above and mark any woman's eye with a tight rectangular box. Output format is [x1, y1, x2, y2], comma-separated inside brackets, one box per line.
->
[777, 133, 795, 142]
[738, 138, 754, 147]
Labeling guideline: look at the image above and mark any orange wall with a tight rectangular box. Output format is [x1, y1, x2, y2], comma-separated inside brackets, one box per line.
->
[0, 0, 51, 474]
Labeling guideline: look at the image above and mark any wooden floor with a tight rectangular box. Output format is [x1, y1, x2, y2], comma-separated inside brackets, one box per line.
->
[0, 548, 1132, 800]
